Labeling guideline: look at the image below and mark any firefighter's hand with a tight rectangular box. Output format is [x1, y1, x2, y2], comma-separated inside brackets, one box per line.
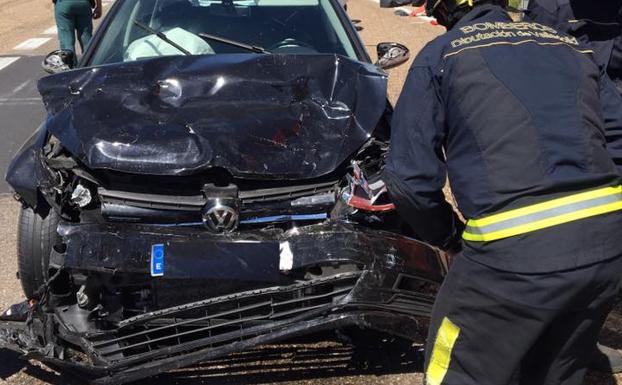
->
[93, 6, 102, 19]
[447, 247, 461, 258]
[443, 239, 462, 267]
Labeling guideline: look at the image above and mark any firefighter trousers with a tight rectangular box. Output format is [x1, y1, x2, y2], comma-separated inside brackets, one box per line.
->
[424, 252, 622, 385]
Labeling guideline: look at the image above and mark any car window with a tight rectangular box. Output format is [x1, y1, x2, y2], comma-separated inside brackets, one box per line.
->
[89, 0, 357, 65]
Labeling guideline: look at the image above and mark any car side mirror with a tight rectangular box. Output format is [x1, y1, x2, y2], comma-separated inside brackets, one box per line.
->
[41, 50, 75, 74]
[375, 42, 410, 70]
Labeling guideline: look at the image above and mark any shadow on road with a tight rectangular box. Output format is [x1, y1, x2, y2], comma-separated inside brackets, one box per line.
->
[584, 372, 619, 385]
[142, 332, 423, 385]
[586, 302, 622, 385]
[601, 302, 622, 349]
[0, 332, 424, 385]
[0, 349, 26, 380]
[0, 349, 83, 385]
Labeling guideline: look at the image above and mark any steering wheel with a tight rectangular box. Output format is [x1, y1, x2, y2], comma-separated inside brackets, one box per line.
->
[268, 38, 317, 53]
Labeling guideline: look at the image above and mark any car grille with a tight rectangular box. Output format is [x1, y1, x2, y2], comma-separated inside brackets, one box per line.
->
[97, 181, 337, 224]
[239, 182, 336, 204]
[86, 273, 360, 367]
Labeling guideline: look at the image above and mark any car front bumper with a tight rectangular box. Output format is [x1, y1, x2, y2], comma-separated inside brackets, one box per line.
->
[0, 221, 445, 384]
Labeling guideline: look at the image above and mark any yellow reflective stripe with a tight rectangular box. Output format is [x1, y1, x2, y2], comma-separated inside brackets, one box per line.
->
[463, 200, 622, 242]
[468, 185, 622, 227]
[426, 317, 461, 385]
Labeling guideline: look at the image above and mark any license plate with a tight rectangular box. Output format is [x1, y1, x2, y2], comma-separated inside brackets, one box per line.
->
[149, 241, 280, 281]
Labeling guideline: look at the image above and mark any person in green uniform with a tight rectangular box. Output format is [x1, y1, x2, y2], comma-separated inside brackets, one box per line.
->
[54, 0, 102, 55]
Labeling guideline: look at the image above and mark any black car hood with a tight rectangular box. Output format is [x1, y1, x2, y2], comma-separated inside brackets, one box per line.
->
[38, 54, 388, 179]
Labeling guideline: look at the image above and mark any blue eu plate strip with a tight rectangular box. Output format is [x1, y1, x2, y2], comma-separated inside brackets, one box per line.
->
[147, 213, 328, 227]
[151, 244, 165, 277]
[240, 213, 327, 224]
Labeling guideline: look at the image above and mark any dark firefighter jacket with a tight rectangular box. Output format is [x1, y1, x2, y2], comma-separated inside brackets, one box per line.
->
[384, 4, 622, 273]
[526, 0, 622, 91]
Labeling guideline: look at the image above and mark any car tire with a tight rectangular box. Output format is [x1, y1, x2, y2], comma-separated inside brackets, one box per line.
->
[17, 206, 60, 298]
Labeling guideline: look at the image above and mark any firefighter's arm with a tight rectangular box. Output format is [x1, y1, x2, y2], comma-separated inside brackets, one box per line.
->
[524, 0, 566, 30]
[599, 69, 622, 174]
[383, 62, 460, 251]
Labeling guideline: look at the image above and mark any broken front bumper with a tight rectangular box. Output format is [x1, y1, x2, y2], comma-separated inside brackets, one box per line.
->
[0, 221, 445, 384]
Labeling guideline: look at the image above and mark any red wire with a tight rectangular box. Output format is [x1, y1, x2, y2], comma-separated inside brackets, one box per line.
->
[347, 195, 396, 212]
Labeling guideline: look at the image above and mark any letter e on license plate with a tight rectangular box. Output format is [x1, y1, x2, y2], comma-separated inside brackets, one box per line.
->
[151, 244, 165, 277]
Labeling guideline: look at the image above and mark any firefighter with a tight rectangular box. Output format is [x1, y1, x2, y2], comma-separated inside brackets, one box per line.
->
[525, 0, 622, 374]
[383, 1, 622, 384]
[526, 0, 622, 94]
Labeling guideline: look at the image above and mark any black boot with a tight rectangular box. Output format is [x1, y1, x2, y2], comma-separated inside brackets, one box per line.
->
[590, 343, 622, 374]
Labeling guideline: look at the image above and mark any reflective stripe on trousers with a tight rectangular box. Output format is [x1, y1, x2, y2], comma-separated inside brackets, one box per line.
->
[426, 317, 461, 385]
[463, 185, 622, 242]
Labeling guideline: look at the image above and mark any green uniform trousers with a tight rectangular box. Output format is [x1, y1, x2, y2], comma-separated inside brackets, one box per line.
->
[54, 0, 93, 54]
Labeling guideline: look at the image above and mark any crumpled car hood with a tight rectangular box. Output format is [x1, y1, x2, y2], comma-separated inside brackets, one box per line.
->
[38, 54, 388, 179]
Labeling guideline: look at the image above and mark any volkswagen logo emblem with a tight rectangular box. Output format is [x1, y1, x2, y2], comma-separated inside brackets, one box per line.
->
[202, 199, 239, 233]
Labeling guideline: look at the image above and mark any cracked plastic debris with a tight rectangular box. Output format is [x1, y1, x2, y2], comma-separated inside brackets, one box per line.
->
[70, 184, 92, 207]
[37, 54, 388, 178]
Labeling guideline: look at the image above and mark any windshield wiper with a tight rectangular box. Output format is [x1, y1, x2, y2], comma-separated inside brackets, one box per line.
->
[133, 20, 267, 55]
[198, 32, 268, 54]
[133, 19, 192, 56]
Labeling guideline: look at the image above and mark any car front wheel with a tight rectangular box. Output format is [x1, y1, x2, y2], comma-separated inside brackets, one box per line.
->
[17, 206, 60, 298]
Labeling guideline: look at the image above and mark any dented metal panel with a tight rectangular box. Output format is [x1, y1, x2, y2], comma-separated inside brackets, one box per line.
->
[37, 54, 388, 178]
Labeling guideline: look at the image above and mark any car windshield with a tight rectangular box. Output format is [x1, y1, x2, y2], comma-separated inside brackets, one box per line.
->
[89, 0, 358, 65]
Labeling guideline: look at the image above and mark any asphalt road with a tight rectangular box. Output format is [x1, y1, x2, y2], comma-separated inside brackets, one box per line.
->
[0, 4, 57, 194]
[0, 0, 112, 193]
[0, 0, 620, 384]
[0, 55, 46, 193]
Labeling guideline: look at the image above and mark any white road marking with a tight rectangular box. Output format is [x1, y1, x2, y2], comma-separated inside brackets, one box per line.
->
[0, 97, 40, 102]
[0, 57, 20, 71]
[0, 102, 41, 106]
[13, 38, 51, 51]
[12, 80, 30, 95]
[43, 26, 58, 35]
[0, 97, 41, 106]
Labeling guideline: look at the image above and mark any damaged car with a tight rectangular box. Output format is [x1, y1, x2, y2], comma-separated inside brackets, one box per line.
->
[1, 0, 447, 383]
